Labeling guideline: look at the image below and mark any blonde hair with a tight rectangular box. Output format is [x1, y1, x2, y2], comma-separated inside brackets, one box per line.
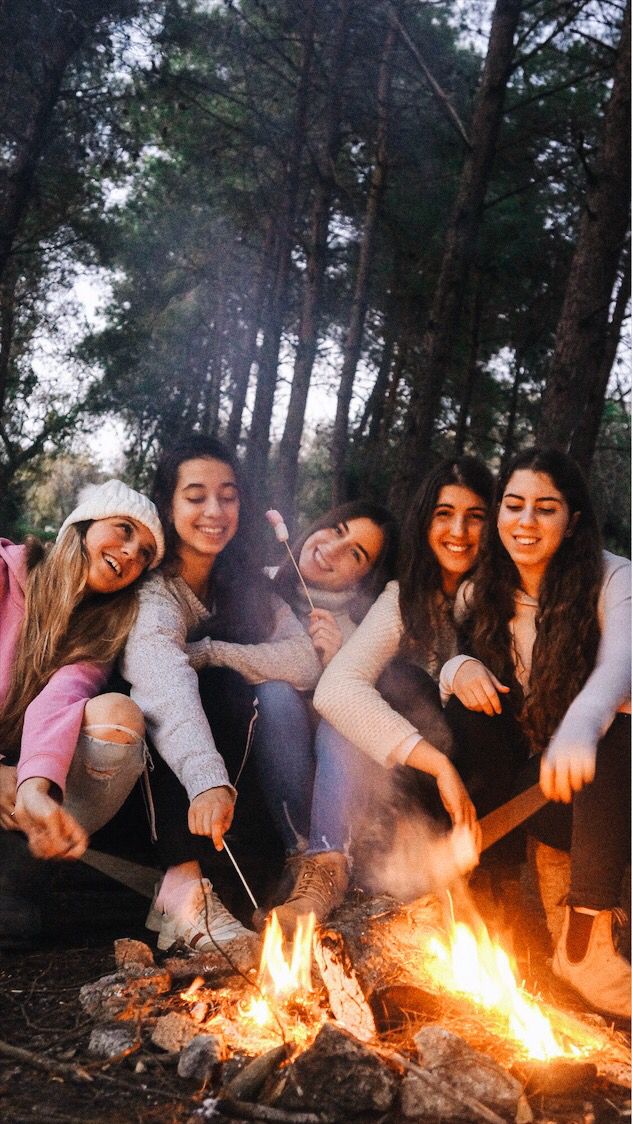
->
[0, 525, 139, 755]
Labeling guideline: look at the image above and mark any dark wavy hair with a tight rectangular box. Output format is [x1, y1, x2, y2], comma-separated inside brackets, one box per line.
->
[467, 448, 603, 751]
[151, 433, 275, 643]
[273, 500, 399, 623]
[399, 456, 495, 659]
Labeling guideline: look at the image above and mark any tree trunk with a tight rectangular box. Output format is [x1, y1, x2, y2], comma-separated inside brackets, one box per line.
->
[245, 1, 316, 499]
[205, 280, 227, 435]
[274, 0, 354, 524]
[453, 275, 483, 454]
[225, 219, 275, 450]
[570, 253, 631, 472]
[330, 14, 397, 505]
[536, 2, 630, 455]
[501, 351, 524, 466]
[396, 0, 523, 500]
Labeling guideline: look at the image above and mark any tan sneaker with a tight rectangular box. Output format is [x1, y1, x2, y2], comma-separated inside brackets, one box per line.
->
[272, 851, 349, 938]
[552, 906, 631, 1019]
[153, 878, 256, 952]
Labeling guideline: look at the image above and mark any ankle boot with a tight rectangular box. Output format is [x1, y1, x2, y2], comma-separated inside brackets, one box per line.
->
[0, 832, 49, 949]
[552, 905, 631, 1019]
[272, 852, 349, 938]
[527, 836, 570, 948]
[252, 853, 304, 933]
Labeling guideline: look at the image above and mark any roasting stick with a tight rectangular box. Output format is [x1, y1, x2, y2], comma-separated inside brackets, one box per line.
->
[222, 838, 259, 909]
[266, 509, 316, 612]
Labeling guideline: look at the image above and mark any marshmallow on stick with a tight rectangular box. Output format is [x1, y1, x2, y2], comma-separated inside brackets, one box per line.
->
[266, 509, 315, 612]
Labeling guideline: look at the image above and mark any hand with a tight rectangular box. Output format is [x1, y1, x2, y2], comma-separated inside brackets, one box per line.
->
[14, 778, 88, 860]
[540, 740, 596, 803]
[308, 608, 344, 667]
[434, 758, 479, 832]
[189, 786, 235, 850]
[453, 659, 510, 716]
[0, 765, 18, 831]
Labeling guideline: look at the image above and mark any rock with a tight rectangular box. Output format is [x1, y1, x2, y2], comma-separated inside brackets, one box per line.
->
[400, 1026, 523, 1120]
[274, 1022, 398, 1116]
[114, 938, 155, 969]
[177, 1034, 223, 1080]
[78, 965, 171, 1020]
[151, 1010, 202, 1053]
[88, 1023, 139, 1059]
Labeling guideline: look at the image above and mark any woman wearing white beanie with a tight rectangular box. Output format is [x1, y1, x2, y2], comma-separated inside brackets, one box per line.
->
[0, 478, 164, 947]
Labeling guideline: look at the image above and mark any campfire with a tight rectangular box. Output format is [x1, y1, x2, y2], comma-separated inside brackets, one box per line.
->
[73, 891, 629, 1122]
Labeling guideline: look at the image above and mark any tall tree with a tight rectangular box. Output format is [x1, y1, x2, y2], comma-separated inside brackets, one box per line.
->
[536, 1, 630, 457]
[396, 0, 523, 499]
[274, 0, 354, 522]
[245, 0, 317, 499]
[330, 7, 397, 504]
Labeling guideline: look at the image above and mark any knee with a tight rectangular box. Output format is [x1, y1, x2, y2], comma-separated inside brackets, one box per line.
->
[83, 693, 145, 743]
[256, 680, 301, 710]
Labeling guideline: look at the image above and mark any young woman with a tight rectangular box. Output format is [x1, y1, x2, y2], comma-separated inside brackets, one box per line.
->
[266, 457, 494, 935]
[441, 448, 630, 1019]
[0, 479, 164, 947]
[250, 501, 399, 922]
[120, 434, 330, 954]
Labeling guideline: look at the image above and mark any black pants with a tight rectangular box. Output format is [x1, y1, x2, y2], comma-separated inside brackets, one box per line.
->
[447, 698, 630, 910]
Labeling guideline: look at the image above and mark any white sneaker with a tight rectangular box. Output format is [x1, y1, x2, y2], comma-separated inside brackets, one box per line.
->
[150, 878, 254, 952]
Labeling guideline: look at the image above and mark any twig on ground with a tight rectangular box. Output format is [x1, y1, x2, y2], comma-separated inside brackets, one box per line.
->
[0, 1038, 94, 1082]
[217, 1099, 332, 1123]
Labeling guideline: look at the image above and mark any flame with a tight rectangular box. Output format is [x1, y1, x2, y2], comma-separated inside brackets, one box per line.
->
[423, 920, 584, 1061]
[180, 975, 205, 1002]
[241, 911, 321, 1047]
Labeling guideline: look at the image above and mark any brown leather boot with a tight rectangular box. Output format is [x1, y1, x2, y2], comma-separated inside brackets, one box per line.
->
[252, 853, 304, 932]
[272, 851, 349, 938]
[552, 906, 631, 1019]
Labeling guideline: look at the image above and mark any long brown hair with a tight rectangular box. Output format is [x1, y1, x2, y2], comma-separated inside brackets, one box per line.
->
[151, 433, 276, 642]
[399, 457, 495, 660]
[0, 526, 139, 756]
[273, 500, 399, 623]
[467, 448, 603, 751]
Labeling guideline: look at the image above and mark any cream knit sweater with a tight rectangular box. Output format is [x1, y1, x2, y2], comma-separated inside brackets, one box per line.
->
[314, 580, 458, 768]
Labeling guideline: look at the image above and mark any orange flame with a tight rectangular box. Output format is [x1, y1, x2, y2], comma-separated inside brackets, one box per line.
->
[423, 920, 585, 1060]
[243, 911, 317, 1031]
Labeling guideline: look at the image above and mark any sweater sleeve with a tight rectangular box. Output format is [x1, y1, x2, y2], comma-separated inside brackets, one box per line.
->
[186, 596, 322, 690]
[120, 579, 233, 801]
[314, 582, 434, 767]
[16, 662, 111, 792]
[548, 554, 631, 755]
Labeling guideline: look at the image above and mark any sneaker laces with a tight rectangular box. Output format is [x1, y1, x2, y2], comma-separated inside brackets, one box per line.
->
[190, 880, 249, 944]
[287, 858, 342, 913]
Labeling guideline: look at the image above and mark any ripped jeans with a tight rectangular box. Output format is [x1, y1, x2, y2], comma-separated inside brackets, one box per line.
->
[63, 724, 147, 835]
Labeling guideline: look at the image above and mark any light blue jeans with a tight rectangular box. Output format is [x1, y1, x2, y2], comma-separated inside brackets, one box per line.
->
[63, 723, 148, 835]
[252, 681, 382, 858]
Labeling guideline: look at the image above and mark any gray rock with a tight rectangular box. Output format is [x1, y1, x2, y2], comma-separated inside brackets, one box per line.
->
[78, 965, 171, 1020]
[114, 938, 155, 969]
[177, 1034, 223, 1080]
[151, 1010, 202, 1053]
[88, 1023, 138, 1059]
[274, 1022, 398, 1117]
[401, 1026, 523, 1120]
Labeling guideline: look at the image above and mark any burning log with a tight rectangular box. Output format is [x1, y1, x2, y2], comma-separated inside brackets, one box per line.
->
[222, 1044, 290, 1101]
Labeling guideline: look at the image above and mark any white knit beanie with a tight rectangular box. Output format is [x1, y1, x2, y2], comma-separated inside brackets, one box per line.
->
[56, 479, 165, 568]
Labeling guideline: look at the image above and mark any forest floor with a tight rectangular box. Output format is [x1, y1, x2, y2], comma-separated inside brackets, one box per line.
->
[0, 852, 630, 1124]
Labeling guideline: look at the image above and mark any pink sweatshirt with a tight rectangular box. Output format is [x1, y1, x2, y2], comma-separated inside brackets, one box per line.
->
[0, 540, 109, 793]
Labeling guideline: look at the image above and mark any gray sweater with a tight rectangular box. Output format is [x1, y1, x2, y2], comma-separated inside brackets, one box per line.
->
[121, 572, 321, 800]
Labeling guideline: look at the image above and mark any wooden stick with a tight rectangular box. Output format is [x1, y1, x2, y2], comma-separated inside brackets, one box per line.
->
[223, 838, 259, 908]
[283, 541, 316, 612]
[218, 1098, 331, 1123]
[0, 1037, 93, 1082]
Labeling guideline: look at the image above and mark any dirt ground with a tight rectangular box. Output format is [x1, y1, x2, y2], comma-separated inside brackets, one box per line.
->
[0, 857, 630, 1124]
